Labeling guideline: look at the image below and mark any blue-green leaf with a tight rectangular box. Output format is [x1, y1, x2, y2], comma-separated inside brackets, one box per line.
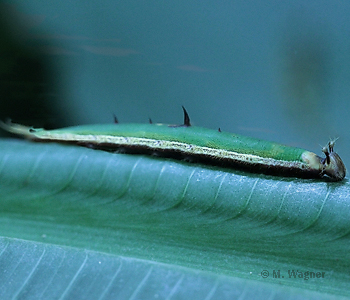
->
[0, 139, 349, 299]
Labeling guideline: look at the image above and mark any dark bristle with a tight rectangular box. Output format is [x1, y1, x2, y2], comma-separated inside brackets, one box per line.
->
[149, 118, 153, 124]
[182, 106, 191, 127]
[218, 128, 221, 132]
[113, 114, 118, 124]
[168, 106, 192, 128]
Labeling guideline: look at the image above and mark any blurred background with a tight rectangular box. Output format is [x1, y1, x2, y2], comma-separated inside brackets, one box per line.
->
[0, 1, 349, 166]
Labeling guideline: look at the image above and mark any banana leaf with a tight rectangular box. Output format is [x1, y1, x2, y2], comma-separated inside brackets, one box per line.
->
[0, 139, 349, 299]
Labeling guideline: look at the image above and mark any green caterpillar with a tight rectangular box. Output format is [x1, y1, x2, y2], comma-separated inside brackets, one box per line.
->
[0, 107, 346, 181]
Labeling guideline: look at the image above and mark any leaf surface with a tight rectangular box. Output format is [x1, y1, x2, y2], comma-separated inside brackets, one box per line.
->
[0, 139, 349, 299]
